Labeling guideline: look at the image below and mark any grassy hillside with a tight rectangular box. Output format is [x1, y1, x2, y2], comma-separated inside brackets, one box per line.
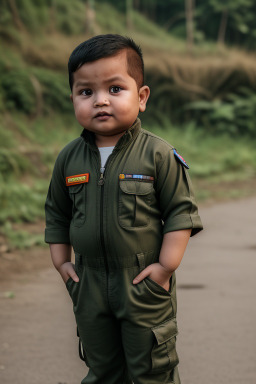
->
[0, 1, 256, 250]
[2, 1, 256, 130]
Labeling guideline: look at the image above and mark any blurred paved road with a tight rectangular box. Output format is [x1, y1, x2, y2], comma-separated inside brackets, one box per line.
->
[177, 197, 256, 384]
[0, 198, 256, 384]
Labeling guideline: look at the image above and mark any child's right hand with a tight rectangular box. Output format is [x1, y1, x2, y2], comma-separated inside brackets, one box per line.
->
[58, 262, 79, 284]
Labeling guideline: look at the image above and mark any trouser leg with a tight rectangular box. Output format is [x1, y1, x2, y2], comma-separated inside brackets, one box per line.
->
[113, 257, 180, 384]
[67, 265, 132, 384]
[121, 320, 180, 384]
[79, 316, 128, 384]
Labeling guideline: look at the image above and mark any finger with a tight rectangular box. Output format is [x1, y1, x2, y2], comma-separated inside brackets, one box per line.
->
[69, 271, 79, 282]
[133, 266, 152, 284]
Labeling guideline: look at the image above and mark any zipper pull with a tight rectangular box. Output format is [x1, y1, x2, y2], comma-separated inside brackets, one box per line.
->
[98, 167, 105, 185]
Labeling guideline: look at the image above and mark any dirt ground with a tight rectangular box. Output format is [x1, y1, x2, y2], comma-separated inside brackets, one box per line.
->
[0, 197, 256, 384]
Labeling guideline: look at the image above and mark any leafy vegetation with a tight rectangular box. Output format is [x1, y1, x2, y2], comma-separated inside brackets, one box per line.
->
[184, 88, 256, 136]
[109, 0, 256, 49]
[149, 121, 256, 182]
[1, 1, 256, 135]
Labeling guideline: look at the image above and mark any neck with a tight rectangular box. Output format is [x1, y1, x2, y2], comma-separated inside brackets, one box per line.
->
[95, 131, 126, 148]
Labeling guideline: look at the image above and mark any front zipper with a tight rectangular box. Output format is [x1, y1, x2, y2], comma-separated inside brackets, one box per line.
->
[98, 165, 109, 274]
[96, 153, 115, 276]
[98, 167, 105, 186]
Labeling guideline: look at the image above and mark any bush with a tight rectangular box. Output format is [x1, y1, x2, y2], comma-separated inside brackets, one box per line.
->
[184, 88, 256, 136]
[55, 0, 86, 35]
[32, 68, 73, 114]
[1, 69, 36, 114]
[0, 149, 31, 177]
[0, 180, 47, 223]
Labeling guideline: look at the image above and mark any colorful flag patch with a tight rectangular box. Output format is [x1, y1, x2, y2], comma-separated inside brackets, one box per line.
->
[119, 174, 154, 181]
[66, 173, 89, 186]
[173, 149, 189, 169]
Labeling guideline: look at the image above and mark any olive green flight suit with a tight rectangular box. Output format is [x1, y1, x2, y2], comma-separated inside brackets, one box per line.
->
[45, 118, 203, 384]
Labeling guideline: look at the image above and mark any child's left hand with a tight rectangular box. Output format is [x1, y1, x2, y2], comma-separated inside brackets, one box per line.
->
[133, 263, 172, 292]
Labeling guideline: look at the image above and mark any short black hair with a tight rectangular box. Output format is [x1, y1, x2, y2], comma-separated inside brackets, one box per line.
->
[68, 34, 144, 90]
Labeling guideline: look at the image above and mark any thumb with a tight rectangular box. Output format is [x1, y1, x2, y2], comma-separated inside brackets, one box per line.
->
[133, 265, 152, 285]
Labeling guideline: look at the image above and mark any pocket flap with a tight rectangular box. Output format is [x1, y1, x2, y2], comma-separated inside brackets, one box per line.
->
[68, 184, 84, 194]
[120, 180, 153, 195]
[152, 318, 178, 345]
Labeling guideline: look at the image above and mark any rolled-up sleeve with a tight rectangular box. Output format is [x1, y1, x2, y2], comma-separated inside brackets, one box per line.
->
[45, 154, 72, 244]
[156, 149, 203, 237]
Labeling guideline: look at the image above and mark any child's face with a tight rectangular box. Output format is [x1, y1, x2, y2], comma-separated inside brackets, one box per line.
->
[71, 50, 150, 146]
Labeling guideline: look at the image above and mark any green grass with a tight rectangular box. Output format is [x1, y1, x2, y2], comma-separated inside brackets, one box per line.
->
[147, 121, 256, 183]
[145, 120, 256, 203]
[0, 180, 48, 224]
[2, 222, 46, 250]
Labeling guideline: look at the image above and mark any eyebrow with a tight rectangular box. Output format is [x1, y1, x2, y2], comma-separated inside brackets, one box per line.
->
[74, 76, 126, 88]
[104, 75, 126, 83]
[74, 81, 91, 88]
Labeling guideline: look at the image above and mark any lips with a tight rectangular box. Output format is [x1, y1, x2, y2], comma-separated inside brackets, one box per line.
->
[94, 111, 112, 118]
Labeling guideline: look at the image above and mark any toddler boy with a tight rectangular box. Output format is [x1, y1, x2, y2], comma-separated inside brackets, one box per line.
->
[45, 34, 203, 384]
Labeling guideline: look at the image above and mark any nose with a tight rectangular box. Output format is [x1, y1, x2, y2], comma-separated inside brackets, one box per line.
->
[93, 92, 110, 107]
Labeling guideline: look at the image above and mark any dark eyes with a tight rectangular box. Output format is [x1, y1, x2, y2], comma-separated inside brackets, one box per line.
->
[110, 86, 121, 94]
[80, 86, 122, 96]
[81, 89, 92, 96]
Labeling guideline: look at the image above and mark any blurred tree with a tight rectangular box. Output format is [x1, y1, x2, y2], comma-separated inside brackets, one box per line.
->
[185, 0, 195, 53]
[8, 0, 26, 31]
[120, 0, 256, 49]
[208, 0, 254, 45]
[126, 0, 133, 29]
[217, 6, 228, 45]
[3, 0, 256, 50]
[135, 0, 187, 38]
[97, 0, 125, 12]
[164, 11, 186, 32]
[49, 0, 56, 33]
[85, 0, 95, 34]
[134, 0, 140, 10]
[196, 0, 255, 47]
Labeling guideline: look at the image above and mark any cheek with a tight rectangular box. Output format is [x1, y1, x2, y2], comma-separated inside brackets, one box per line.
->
[73, 101, 90, 119]
[114, 96, 140, 115]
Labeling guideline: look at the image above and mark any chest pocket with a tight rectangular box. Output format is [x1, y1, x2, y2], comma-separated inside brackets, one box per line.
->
[118, 180, 153, 228]
[68, 184, 86, 227]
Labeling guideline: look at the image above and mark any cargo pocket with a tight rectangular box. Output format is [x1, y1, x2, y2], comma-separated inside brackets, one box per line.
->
[151, 317, 179, 373]
[119, 180, 153, 228]
[68, 184, 86, 227]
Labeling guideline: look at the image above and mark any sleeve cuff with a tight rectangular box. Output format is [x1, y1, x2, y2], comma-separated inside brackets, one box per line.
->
[45, 228, 71, 244]
[163, 214, 203, 237]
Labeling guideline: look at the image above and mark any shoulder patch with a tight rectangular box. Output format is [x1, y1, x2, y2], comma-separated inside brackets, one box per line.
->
[173, 149, 189, 169]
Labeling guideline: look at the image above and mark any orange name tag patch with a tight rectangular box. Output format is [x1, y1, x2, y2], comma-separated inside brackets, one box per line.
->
[66, 173, 89, 186]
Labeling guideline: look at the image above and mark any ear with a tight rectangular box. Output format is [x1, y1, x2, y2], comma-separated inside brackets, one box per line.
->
[139, 86, 150, 112]
[70, 94, 73, 103]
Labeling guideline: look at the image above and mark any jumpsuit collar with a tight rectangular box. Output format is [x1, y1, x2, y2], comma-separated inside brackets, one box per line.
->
[80, 118, 141, 152]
